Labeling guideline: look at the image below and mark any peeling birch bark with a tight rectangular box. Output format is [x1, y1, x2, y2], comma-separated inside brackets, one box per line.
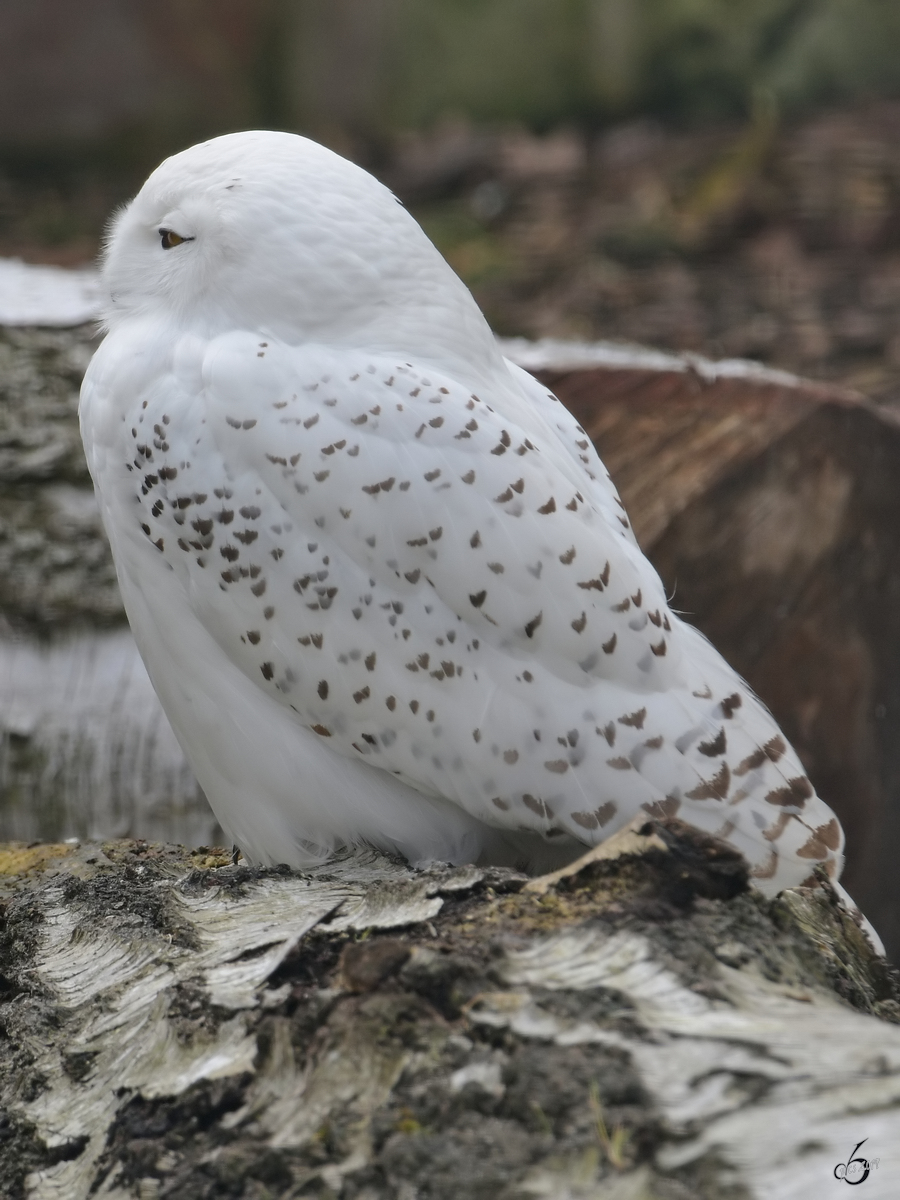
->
[0, 820, 898, 1200]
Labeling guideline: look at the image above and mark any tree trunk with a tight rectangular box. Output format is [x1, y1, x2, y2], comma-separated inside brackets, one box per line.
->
[1, 819, 898, 1200]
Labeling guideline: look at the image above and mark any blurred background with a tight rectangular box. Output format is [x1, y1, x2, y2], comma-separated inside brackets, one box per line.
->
[4, 0, 900, 395]
[3, 0, 900, 955]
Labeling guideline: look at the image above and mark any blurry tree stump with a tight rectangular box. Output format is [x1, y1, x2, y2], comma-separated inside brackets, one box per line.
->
[524, 345, 900, 963]
[0, 823, 898, 1200]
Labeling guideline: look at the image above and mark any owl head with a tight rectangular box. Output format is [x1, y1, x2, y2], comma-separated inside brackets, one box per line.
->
[100, 130, 496, 376]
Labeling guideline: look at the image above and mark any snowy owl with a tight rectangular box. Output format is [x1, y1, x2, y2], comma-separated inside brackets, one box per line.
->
[81, 130, 856, 913]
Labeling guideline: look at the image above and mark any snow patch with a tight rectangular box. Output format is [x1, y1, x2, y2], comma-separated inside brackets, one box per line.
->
[0, 257, 102, 327]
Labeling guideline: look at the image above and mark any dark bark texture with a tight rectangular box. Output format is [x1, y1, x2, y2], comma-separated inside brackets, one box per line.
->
[0, 820, 898, 1200]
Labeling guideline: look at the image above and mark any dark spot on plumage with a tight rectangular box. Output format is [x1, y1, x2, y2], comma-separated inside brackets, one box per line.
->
[765, 776, 813, 808]
[221, 545, 240, 562]
[247, 631, 261, 645]
[698, 728, 727, 757]
[643, 797, 681, 821]
[619, 708, 646, 730]
[429, 527, 442, 541]
[578, 565, 610, 592]
[764, 735, 786, 762]
[537, 496, 556, 514]
[735, 748, 766, 776]
[251, 579, 267, 596]
[650, 638, 667, 656]
[612, 598, 630, 612]
[524, 612, 542, 638]
[686, 763, 731, 801]
[796, 818, 841, 859]
[720, 693, 742, 718]
[264, 607, 274, 619]
[570, 612, 587, 634]
[260, 662, 274, 680]
[234, 529, 258, 544]
[607, 757, 632, 770]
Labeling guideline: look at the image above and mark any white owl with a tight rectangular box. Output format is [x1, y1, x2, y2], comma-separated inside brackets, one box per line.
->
[80, 130, 863, 926]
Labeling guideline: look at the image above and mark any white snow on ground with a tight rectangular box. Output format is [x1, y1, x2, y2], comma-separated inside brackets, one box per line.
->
[0, 257, 102, 326]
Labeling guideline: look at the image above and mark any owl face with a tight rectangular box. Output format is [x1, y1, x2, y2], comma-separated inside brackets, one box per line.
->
[102, 186, 231, 329]
[99, 131, 440, 344]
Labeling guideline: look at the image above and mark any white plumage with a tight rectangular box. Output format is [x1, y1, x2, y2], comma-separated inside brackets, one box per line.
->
[81, 130, 851, 905]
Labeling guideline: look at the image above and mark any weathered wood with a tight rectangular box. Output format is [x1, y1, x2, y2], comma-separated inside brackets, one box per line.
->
[0, 820, 898, 1200]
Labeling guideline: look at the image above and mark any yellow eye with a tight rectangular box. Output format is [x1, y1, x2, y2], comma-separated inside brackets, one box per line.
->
[160, 229, 191, 249]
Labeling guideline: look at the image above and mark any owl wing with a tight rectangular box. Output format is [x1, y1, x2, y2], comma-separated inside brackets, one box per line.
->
[123, 329, 842, 884]
[198, 333, 677, 689]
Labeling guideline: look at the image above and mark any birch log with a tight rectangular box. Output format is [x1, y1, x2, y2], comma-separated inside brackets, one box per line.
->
[1, 818, 898, 1200]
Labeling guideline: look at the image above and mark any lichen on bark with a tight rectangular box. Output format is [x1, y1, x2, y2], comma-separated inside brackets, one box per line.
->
[0, 819, 897, 1200]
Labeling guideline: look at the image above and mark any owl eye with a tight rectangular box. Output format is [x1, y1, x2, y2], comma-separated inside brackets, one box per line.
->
[159, 229, 193, 250]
